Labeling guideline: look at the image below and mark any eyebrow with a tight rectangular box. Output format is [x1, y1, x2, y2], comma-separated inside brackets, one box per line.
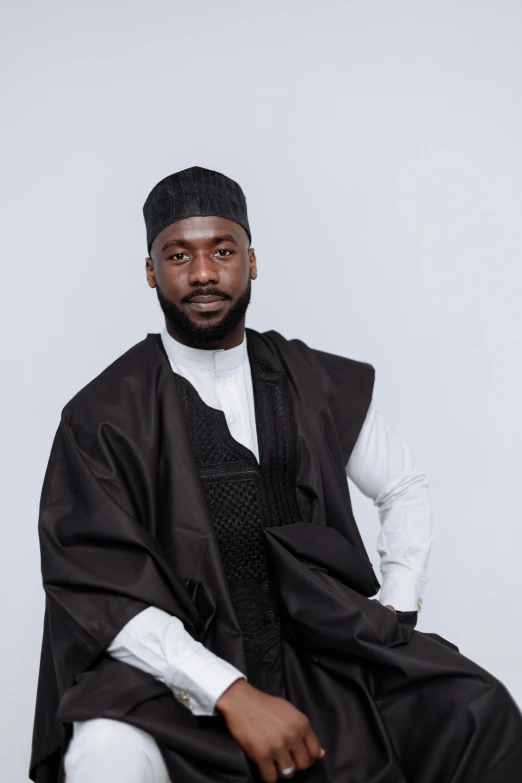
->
[160, 234, 239, 253]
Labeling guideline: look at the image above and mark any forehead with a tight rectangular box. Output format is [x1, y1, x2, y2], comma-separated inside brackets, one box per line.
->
[151, 215, 247, 255]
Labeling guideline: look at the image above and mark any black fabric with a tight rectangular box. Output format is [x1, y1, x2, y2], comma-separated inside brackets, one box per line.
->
[177, 373, 283, 658]
[175, 340, 304, 662]
[30, 329, 522, 783]
[143, 165, 251, 253]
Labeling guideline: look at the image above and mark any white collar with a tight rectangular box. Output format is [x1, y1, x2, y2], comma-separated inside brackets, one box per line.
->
[161, 327, 248, 371]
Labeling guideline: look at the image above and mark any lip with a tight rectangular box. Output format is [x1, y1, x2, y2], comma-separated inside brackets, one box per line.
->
[187, 296, 226, 313]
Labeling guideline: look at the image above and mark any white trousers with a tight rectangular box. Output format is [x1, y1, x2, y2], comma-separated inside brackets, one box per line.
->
[64, 719, 170, 783]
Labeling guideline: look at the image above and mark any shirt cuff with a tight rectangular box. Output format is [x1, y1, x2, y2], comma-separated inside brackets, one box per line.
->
[169, 646, 246, 716]
[379, 574, 423, 612]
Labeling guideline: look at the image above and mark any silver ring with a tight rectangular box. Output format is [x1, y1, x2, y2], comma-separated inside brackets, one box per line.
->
[278, 763, 296, 776]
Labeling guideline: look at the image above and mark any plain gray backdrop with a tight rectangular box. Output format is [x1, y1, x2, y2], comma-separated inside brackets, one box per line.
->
[1, 1, 521, 780]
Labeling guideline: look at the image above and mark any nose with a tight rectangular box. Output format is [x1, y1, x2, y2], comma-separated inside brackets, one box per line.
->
[188, 252, 219, 286]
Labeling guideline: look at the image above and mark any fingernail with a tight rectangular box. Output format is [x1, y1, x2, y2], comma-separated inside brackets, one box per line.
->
[320, 748, 326, 757]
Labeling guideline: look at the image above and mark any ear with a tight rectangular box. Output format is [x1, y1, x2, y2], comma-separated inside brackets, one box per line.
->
[248, 248, 257, 280]
[145, 257, 156, 289]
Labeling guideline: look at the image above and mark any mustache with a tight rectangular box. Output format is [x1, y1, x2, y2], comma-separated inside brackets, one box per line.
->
[182, 287, 232, 303]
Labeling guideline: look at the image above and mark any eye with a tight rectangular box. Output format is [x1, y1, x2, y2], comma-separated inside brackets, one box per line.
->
[168, 252, 189, 261]
[215, 248, 233, 257]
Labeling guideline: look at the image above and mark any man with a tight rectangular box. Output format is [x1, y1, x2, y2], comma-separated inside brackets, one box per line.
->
[31, 166, 522, 783]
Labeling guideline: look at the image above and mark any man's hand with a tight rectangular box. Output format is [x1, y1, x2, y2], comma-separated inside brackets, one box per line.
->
[216, 679, 325, 782]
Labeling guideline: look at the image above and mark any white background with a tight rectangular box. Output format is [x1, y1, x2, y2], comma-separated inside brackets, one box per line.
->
[1, 1, 521, 779]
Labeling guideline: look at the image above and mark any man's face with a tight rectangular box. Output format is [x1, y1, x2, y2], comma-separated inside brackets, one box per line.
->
[146, 215, 257, 347]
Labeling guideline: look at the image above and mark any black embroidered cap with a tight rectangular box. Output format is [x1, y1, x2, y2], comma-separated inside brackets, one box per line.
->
[143, 165, 252, 253]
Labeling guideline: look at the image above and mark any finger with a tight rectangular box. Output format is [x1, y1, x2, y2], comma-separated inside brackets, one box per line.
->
[289, 737, 313, 772]
[385, 604, 397, 613]
[258, 755, 279, 783]
[303, 728, 323, 761]
[273, 748, 296, 778]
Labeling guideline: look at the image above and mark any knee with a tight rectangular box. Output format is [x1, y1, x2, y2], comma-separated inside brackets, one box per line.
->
[69, 718, 138, 760]
[64, 718, 169, 783]
[469, 674, 520, 729]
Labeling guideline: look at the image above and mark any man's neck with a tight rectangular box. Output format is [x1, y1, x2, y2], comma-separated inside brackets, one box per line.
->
[165, 322, 246, 351]
[161, 327, 248, 372]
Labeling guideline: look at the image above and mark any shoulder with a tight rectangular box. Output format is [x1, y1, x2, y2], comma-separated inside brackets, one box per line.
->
[259, 329, 375, 391]
[61, 334, 166, 429]
[255, 330, 375, 464]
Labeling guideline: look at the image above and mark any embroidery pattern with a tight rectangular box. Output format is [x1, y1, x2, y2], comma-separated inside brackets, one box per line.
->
[176, 355, 300, 657]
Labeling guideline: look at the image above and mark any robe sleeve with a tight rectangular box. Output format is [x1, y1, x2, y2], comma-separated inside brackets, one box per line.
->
[309, 347, 375, 463]
[284, 338, 375, 466]
[38, 412, 202, 694]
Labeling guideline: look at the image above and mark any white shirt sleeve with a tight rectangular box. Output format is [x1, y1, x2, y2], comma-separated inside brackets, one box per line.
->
[107, 607, 246, 717]
[346, 398, 435, 611]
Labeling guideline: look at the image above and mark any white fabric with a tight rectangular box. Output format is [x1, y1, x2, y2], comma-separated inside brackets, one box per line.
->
[346, 400, 433, 609]
[64, 719, 169, 783]
[108, 605, 245, 716]
[107, 327, 434, 718]
[160, 326, 259, 459]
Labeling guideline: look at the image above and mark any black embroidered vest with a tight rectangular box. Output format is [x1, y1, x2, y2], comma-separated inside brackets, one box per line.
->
[176, 348, 301, 658]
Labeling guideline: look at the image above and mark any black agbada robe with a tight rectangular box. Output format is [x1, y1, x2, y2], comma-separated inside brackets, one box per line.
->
[30, 328, 522, 783]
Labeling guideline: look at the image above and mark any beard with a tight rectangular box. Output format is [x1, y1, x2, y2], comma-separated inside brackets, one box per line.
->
[155, 278, 252, 347]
